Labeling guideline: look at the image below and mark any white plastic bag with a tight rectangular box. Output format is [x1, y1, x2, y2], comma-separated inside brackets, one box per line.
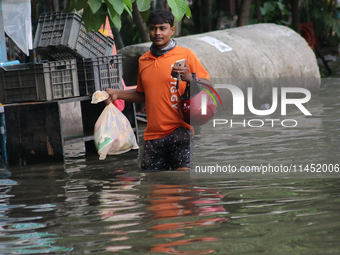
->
[92, 91, 139, 160]
[3, 0, 33, 56]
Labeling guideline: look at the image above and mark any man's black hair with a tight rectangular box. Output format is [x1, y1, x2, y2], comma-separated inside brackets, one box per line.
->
[148, 9, 174, 27]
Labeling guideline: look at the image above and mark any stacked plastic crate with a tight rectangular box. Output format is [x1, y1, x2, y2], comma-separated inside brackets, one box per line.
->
[0, 11, 122, 104]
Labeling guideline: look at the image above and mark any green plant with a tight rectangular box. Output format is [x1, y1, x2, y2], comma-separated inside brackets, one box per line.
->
[260, 1, 291, 25]
[65, 0, 191, 32]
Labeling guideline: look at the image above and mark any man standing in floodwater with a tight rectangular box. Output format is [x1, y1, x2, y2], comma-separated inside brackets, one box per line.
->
[106, 9, 209, 171]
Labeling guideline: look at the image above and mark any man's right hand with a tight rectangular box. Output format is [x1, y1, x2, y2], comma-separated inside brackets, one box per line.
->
[105, 88, 119, 105]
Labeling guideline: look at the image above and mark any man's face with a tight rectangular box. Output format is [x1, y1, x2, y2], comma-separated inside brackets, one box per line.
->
[149, 23, 175, 50]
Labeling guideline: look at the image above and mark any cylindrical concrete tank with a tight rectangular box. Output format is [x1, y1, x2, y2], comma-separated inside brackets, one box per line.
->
[118, 24, 320, 107]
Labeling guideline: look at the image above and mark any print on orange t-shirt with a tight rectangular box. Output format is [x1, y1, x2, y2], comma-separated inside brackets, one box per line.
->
[137, 46, 209, 141]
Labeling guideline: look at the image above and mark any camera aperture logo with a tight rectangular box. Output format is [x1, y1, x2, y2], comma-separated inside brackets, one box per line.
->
[201, 84, 312, 128]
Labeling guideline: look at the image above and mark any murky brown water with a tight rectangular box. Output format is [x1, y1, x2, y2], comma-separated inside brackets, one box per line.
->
[1, 76, 340, 254]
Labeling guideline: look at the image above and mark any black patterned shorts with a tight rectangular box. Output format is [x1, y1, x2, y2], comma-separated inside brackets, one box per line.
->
[141, 127, 193, 171]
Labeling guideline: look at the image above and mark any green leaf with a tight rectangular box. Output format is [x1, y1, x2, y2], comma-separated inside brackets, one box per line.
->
[260, 7, 265, 16]
[105, 0, 114, 15]
[185, 5, 191, 18]
[106, 0, 124, 15]
[263, 2, 275, 12]
[96, 3, 108, 14]
[88, 0, 103, 14]
[91, 14, 106, 31]
[82, 4, 93, 32]
[277, 2, 285, 11]
[123, 0, 133, 10]
[136, 0, 151, 12]
[107, 6, 122, 30]
[75, 0, 88, 11]
[140, 9, 150, 23]
[167, 0, 187, 21]
[92, 5, 108, 30]
[124, 4, 133, 17]
[81, 3, 107, 32]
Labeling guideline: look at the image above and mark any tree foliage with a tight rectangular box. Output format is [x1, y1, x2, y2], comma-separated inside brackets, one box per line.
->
[300, 0, 340, 44]
[65, 0, 191, 32]
[260, 1, 290, 25]
[35, 0, 340, 47]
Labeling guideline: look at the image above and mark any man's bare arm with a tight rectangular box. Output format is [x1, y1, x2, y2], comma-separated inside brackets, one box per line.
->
[105, 88, 145, 104]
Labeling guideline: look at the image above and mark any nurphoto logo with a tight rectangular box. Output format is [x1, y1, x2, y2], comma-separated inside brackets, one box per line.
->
[200, 84, 312, 128]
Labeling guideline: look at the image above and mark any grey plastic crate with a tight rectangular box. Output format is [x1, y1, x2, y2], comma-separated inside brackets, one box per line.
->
[77, 55, 123, 96]
[34, 12, 114, 60]
[0, 60, 79, 103]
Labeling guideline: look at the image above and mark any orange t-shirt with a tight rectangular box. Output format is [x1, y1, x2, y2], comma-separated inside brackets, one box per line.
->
[137, 46, 209, 141]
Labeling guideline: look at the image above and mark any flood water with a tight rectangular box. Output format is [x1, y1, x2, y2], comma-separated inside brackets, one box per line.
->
[1, 75, 340, 254]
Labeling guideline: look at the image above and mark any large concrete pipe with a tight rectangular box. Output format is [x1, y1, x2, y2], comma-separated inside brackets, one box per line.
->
[118, 23, 320, 108]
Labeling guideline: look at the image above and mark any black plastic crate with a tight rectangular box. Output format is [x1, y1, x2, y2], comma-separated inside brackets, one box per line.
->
[77, 55, 123, 96]
[34, 12, 114, 60]
[0, 60, 79, 103]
